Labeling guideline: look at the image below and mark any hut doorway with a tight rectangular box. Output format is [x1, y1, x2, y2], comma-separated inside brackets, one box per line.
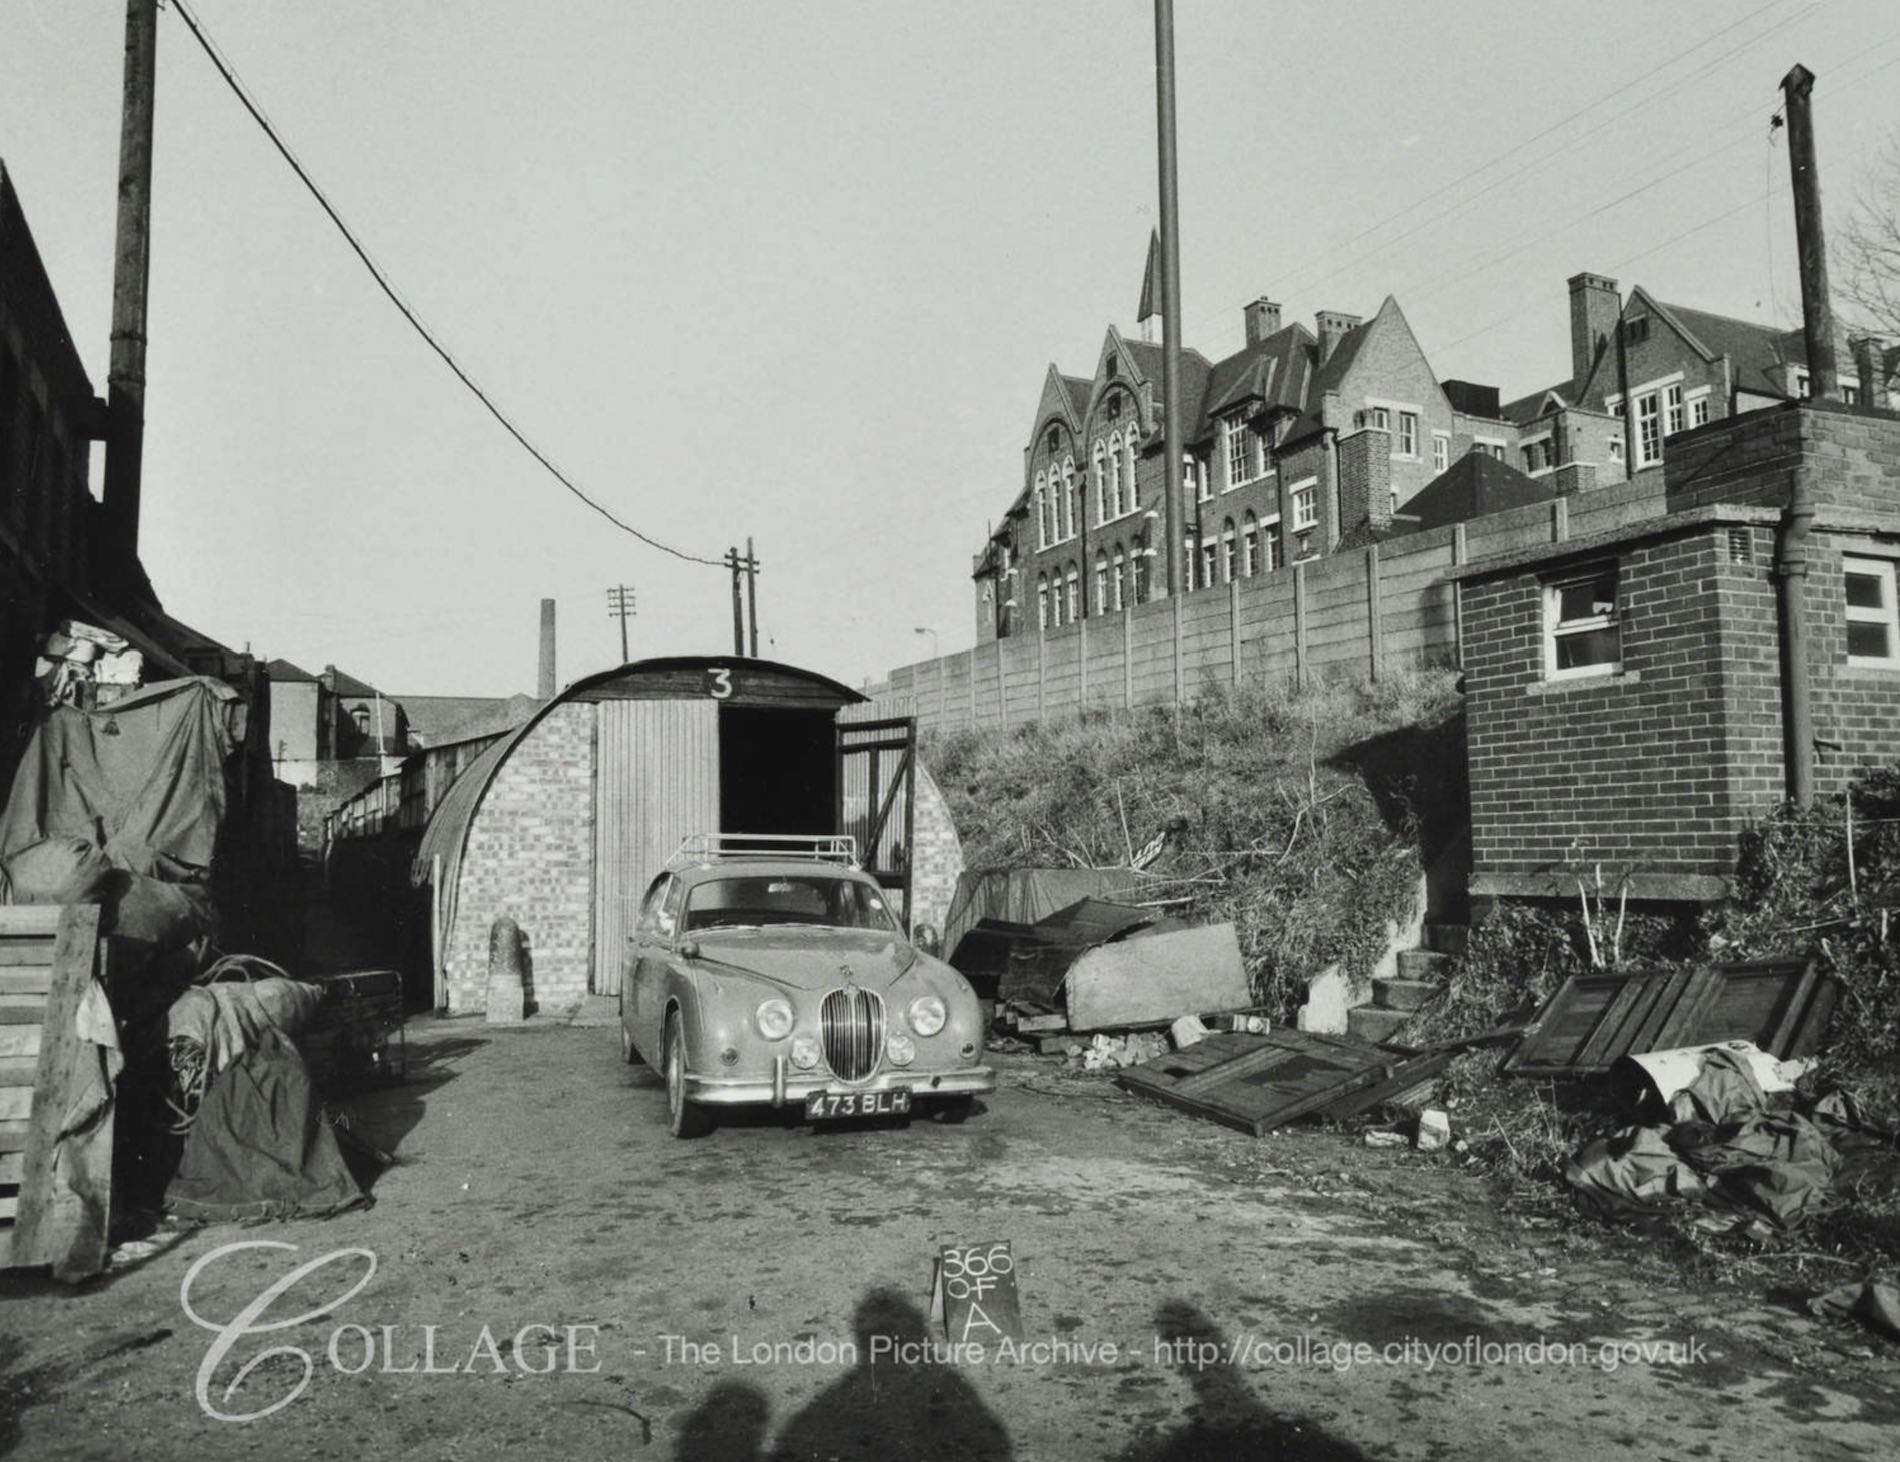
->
[717, 705, 836, 841]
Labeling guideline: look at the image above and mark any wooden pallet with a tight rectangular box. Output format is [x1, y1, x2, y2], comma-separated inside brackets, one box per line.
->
[0, 904, 110, 1276]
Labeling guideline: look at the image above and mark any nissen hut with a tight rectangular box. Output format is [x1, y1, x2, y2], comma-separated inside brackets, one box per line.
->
[412, 657, 963, 1014]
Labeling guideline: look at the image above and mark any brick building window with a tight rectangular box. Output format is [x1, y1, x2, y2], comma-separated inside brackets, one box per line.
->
[1094, 552, 1108, 614]
[1221, 519, 1237, 582]
[1037, 575, 1050, 631]
[1689, 388, 1711, 428]
[1093, 442, 1108, 524]
[1290, 477, 1318, 533]
[1267, 519, 1286, 570]
[1112, 546, 1126, 610]
[1665, 383, 1685, 437]
[1224, 415, 1258, 488]
[1433, 433, 1449, 475]
[1242, 511, 1259, 577]
[1635, 393, 1662, 468]
[1397, 411, 1418, 458]
[1065, 563, 1079, 623]
[1845, 557, 1899, 666]
[1545, 563, 1621, 679]
[1106, 434, 1122, 519]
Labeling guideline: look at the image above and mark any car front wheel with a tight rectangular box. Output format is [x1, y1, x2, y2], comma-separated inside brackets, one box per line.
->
[664, 1013, 712, 1139]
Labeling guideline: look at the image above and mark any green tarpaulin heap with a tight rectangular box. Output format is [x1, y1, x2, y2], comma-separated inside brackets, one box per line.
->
[0, 677, 242, 883]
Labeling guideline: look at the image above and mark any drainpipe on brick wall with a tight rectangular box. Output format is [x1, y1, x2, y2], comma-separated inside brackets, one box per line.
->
[1776, 421, 1817, 807]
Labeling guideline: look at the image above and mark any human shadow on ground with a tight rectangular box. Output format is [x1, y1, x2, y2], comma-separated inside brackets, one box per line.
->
[666, 1288, 1013, 1462]
[1115, 1300, 1376, 1462]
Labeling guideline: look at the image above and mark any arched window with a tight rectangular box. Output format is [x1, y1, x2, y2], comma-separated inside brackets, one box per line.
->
[1184, 533, 1195, 594]
[1065, 563, 1079, 624]
[1093, 442, 1107, 525]
[1124, 431, 1139, 512]
[1242, 510, 1259, 577]
[1061, 457, 1077, 541]
[1033, 472, 1048, 549]
[1107, 433, 1123, 520]
[1221, 519, 1237, 583]
[1132, 542, 1149, 603]
[1112, 545, 1126, 611]
[1094, 551, 1108, 614]
[1037, 574, 1049, 630]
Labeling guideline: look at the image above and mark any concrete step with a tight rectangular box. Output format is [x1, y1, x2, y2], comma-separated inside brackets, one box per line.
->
[1423, 923, 1469, 956]
[1396, 948, 1453, 980]
[1346, 1006, 1413, 1044]
[1372, 977, 1439, 1012]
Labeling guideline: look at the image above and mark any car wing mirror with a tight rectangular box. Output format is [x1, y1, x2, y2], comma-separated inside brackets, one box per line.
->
[677, 938, 701, 961]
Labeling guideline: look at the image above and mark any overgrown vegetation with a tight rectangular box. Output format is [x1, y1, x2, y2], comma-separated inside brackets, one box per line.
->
[926, 670, 1465, 1021]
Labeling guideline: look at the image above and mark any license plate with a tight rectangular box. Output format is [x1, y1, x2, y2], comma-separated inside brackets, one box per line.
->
[805, 1088, 911, 1120]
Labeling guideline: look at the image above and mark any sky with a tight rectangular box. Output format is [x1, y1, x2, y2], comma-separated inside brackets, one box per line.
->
[2, 1, 1897, 698]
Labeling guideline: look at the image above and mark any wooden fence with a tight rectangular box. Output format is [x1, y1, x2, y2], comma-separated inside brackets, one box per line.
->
[871, 475, 1669, 732]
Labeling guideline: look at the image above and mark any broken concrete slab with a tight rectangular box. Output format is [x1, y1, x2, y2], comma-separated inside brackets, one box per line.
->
[1064, 922, 1250, 1033]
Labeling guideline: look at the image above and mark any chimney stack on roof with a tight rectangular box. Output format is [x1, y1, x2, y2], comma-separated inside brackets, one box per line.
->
[1316, 311, 1361, 366]
[538, 599, 557, 698]
[1244, 298, 1283, 346]
[1568, 273, 1621, 394]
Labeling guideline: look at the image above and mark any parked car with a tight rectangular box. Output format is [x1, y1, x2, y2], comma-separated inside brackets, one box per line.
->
[619, 836, 995, 1137]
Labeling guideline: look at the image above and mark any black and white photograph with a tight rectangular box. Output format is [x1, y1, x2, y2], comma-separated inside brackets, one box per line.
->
[4, 2, 1900, 1457]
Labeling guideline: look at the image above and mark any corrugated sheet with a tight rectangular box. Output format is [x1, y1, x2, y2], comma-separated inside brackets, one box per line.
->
[592, 700, 719, 995]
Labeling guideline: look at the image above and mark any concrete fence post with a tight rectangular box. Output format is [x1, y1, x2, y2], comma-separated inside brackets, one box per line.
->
[1294, 561, 1309, 692]
[1172, 593, 1185, 705]
[1123, 607, 1134, 710]
[1037, 627, 1046, 721]
[1229, 576, 1242, 685]
[1366, 544, 1384, 682]
[1079, 614, 1089, 711]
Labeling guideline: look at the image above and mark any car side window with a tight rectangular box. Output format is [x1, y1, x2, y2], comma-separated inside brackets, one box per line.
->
[636, 876, 671, 936]
[658, 878, 687, 939]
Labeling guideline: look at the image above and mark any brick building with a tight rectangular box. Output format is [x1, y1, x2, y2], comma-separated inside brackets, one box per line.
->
[973, 293, 1511, 638]
[1457, 399, 1900, 904]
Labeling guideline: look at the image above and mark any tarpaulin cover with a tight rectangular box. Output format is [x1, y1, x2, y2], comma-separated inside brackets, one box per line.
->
[164, 1029, 366, 1223]
[168, 978, 326, 1080]
[0, 677, 241, 881]
[941, 868, 1154, 962]
[1563, 1046, 1899, 1230]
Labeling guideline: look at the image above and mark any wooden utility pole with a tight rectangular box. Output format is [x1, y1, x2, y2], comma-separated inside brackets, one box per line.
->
[744, 536, 760, 656]
[104, 0, 159, 576]
[606, 585, 635, 665]
[1153, 0, 1185, 598]
[725, 548, 745, 655]
[1780, 65, 1839, 400]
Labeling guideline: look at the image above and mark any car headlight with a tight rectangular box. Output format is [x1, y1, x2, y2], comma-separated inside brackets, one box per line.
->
[908, 994, 947, 1037]
[886, 1032, 916, 1067]
[755, 998, 794, 1041]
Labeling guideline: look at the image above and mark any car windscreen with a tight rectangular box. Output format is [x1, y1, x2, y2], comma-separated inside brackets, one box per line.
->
[682, 874, 902, 933]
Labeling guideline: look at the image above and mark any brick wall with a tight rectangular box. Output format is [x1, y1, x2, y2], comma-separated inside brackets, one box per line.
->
[446, 702, 596, 1013]
[1463, 525, 1784, 895]
[909, 762, 964, 938]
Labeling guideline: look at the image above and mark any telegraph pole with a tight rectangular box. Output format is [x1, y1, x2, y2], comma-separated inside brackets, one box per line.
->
[104, 0, 159, 577]
[606, 585, 636, 664]
[744, 537, 760, 657]
[725, 548, 745, 655]
[1153, 0, 1185, 598]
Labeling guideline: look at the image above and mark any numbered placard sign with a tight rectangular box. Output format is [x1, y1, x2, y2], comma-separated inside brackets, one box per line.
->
[930, 1240, 1024, 1343]
[704, 666, 735, 700]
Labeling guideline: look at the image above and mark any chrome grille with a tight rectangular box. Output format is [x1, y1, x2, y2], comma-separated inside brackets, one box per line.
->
[820, 987, 885, 1083]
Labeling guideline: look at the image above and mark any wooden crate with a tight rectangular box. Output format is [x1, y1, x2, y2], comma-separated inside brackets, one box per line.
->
[0, 904, 110, 1276]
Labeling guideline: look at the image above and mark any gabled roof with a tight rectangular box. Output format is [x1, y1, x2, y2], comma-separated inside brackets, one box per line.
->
[1192, 322, 1317, 441]
[1648, 297, 1806, 400]
[1280, 298, 1401, 447]
[264, 657, 317, 684]
[1503, 384, 1571, 426]
[324, 667, 384, 699]
[1396, 452, 1555, 533]
[396, 693, 532, 746]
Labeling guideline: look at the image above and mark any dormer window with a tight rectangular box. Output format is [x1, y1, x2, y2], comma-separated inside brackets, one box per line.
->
[1624, 316, 1650, 345]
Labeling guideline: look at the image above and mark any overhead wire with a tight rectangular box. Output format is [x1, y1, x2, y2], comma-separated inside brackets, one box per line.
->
[1182, 0, 1809, 340]
[167, 0, 727, 569]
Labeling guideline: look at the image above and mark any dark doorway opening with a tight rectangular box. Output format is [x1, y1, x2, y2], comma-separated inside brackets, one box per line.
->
[719, 707, 837, 842]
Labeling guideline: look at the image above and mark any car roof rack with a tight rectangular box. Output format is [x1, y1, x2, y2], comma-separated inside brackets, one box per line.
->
[668, 834, 860, 869]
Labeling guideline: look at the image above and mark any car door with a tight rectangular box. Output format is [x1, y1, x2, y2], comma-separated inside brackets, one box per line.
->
[627, 873, 674, 1059]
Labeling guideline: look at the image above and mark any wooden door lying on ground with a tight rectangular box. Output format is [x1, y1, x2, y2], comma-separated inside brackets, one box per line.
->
[593, 700, 720, 996]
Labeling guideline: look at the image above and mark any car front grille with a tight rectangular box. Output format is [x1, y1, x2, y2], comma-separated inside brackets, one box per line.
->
[820, 986, 885, 1083]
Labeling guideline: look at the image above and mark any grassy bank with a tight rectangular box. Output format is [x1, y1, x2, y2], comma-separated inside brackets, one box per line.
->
[925, 669, 1466, 1021]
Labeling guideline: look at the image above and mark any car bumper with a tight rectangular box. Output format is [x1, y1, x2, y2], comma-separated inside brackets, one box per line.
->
[684, 1060, 997, 1108]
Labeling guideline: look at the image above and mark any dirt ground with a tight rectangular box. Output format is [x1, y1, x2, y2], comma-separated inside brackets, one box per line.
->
[3, 1008, 1898, 1461]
